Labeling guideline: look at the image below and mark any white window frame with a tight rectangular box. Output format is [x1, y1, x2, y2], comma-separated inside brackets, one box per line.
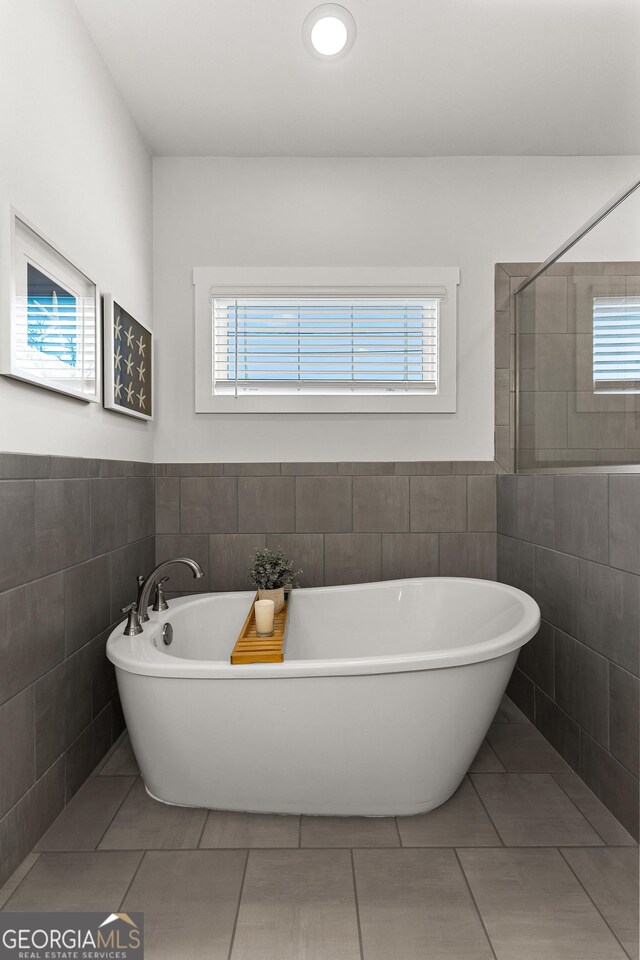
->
[193, 267, 459, 414]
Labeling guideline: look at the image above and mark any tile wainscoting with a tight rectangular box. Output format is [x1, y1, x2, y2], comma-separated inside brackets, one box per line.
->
[0, 453, 499, 883]
[0, 453, 155, 885]
[154, 460, 499, 592]
[498, 472, 640, 837]
[2, 451, 638, 881]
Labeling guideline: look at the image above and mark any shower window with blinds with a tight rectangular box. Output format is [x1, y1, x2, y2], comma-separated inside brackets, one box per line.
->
[592, 295, 640, 393]
[193, 268, 459, 413]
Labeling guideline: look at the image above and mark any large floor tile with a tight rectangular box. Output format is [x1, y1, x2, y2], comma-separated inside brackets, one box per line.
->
[486, 722, 571, 772]
[397, 778, 500, 847]
[99, 736, 140, 776]
[554, 773, 638, 847]
[469, 740, 506, 773]
[459, 848, 628, 960]
[2, 851, 142, 911]
[562, 848, 639, 960]
[121, 850, 246, 960]
[0, 854, 39, 910]
[200, 811, 300, 848]
[99, 780, 207, 850]
[36, 776, 135, 851]
[354, 848, 493, 960]
[300, 815, 398, 848]
[471, 774, 602, 846]
[230, 849, 360, 960]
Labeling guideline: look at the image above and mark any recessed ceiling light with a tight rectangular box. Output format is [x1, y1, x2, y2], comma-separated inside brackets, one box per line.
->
[303, 4, 356, 60]
[312, 17, 347, 56]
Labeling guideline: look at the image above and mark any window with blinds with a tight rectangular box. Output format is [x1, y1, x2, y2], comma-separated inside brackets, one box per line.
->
[212, 297, 440, 396]
[593, 296, 640, 393]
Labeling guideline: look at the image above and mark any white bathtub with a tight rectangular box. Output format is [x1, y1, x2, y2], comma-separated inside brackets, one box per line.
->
[107, 578, 539, 816]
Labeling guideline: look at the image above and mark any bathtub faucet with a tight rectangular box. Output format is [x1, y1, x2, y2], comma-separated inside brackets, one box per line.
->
[122, 558, 204, 634]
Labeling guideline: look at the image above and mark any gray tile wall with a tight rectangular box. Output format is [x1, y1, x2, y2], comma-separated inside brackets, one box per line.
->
[497, 473, 640, 838]
[154, 461, 499, 592]
[0, 453, 155, 885]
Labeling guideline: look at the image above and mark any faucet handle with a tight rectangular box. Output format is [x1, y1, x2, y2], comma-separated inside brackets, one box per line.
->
[121, 602, 142, 637]
[153, 577, 170, 613]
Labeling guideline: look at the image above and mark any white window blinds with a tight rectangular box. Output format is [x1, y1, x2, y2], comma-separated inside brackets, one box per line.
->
[213, 297, 440, 396]
[593, 296, 640, 392]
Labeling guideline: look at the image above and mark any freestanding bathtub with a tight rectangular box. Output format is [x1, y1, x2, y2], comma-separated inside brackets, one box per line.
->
[107, 578, 539, 816]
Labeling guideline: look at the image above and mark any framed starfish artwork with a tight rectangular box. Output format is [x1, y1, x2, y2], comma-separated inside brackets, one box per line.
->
[0, 206, 101, 402]
[103, 294, 153, 420]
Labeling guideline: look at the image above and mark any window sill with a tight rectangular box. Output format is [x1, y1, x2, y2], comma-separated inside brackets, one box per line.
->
[195, 393, 456, 414]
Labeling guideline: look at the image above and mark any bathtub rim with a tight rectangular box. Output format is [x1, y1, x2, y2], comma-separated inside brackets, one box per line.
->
[107, 577, 540, 680]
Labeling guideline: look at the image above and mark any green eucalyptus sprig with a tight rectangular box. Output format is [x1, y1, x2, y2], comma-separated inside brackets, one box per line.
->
[248, 547, 302, 590]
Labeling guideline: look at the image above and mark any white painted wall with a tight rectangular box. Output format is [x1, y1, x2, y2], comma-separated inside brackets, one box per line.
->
[0, 0, 153, 460]
[1, 6, 635, 469]
[153, 156, 640, 463]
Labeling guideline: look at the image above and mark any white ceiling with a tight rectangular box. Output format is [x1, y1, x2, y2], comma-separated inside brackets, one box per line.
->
[73, 0, 640, 157]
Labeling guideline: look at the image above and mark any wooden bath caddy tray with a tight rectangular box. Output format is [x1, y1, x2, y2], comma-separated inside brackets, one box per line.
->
[230, 592, 289, 664]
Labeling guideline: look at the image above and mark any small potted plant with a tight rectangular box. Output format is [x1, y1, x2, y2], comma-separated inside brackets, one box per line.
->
[248, 547, 301, 614]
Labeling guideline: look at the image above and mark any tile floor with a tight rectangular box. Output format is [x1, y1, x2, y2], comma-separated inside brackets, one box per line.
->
[0, 697, 637, 960]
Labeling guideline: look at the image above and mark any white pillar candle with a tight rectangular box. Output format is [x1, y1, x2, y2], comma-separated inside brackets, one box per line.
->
[255, 599, 275, 636]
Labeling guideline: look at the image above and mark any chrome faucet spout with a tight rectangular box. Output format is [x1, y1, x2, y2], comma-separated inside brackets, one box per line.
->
[127, 558, 204, 634]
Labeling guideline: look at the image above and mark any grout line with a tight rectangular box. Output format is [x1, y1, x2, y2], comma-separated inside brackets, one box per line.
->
[195, 808, 210, 849]
[32, 683, 37, 795]
[454, 849, 499, 960]
[575, 553, 582, 690]
[0, 853, 42, 909]
[7, 844, 624, 853]
[465, 475, 469, 531]
[393, 816, 403, 847]
[350, 849, 366, 960]
[349, 475, 354, 533]
[117, 849, 147, 912]
[92, 776, 139, 851]
[293, 476, 297, 532]
[604, 656, 611, 753]
[63, 752, 69, 807]
[605, 473, 610, 566]
[550, 773, 609, 846]
[106, 552, 113, 659]
[468, 767, 565, 775]
[226, 850, 250, 960]
[551, 475, 557, 551]
[92, 731, 132, 776]
[456, 839, 611, 848]
[467, 776, 504, 846]
[558, 848, 634, 959]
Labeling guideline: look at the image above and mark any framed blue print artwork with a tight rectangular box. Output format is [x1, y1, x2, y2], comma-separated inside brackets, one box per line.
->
[103, 294, 153, 421]
[0, 206, 101, 402]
